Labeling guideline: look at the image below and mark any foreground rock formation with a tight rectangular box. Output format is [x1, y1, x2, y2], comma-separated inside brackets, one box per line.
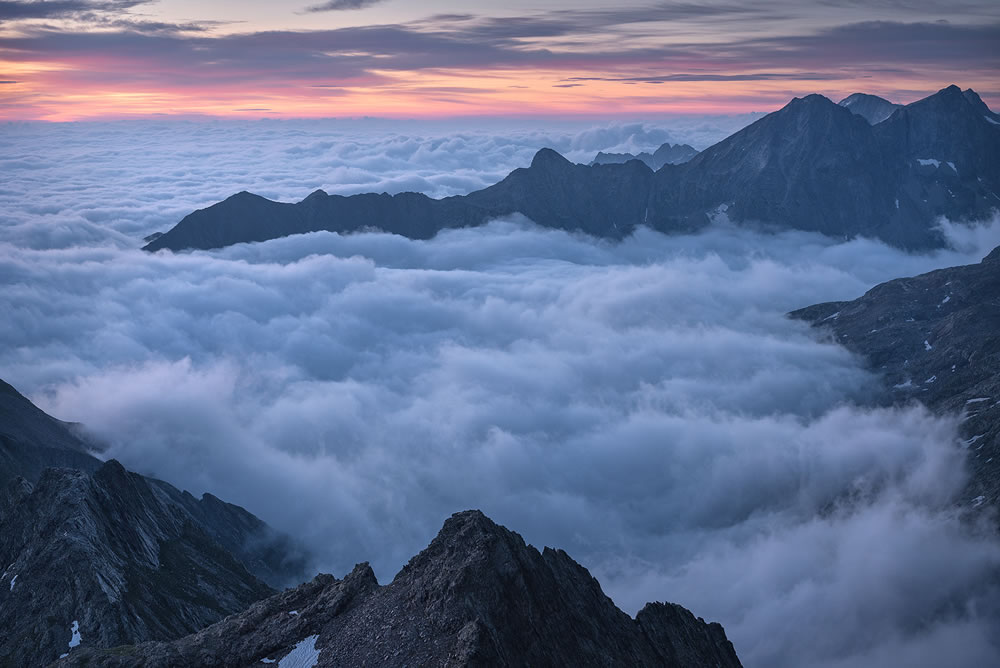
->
[791, 245, 1000, 511]
[63, 510, 742, 668]
[0, 380, 306, 666]
[144, 85, 1000, 253]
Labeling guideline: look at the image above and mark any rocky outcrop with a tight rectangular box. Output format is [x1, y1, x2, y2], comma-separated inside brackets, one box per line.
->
[0, 379, 311, 665]
[591, 142, 699, 169]
[837, 92, 901, 124]
[63, 510, 743, 668]
[790, 246, 1000, 512]
[0, 460, 274, 667]
[144, 85, 1000, 253]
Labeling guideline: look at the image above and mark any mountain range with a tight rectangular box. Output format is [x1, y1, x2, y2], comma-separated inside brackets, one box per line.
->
[590, 142, 699, 170]
[144, 85, 1000, 254]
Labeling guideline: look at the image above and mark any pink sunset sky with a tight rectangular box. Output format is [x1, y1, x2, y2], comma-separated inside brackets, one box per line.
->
[0, 0, 997, 120]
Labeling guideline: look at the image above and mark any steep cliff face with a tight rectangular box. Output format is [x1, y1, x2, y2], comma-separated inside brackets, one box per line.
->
[144, 86, 1000, 254]
[0, 461, 274, 667]
[790, 246, 1000, 512]
[0, 379, 310, 665]
[64, 511, 743, 668]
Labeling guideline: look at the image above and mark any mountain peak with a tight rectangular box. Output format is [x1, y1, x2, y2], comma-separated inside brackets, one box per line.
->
[530, 147, 571, 169]
[838, 93, 901, 124]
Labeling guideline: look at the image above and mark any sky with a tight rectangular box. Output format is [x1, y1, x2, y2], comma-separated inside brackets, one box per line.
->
[2, 120, 1000, 667]
[0, 0, 998, 119]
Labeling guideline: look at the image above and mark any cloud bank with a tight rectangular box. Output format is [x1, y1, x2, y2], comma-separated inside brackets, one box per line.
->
[1, 122, 1000, 667]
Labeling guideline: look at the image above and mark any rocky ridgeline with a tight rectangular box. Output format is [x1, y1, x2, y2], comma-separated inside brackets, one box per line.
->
[62, 510, 742, 668]
[590, 142, 699, 170]
[0, 381, 306, 667]
[144, 85, 1000, 253]
[791, 245, 1000, 512]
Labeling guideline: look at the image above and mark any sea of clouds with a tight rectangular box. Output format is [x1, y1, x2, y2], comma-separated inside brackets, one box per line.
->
[1, 117, 999, 667]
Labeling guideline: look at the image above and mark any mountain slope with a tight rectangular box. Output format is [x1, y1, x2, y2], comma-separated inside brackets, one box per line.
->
[0, 378, 101, 484]
[0, 378, 311, 664]
[790, 245, 1000, 511]
[0, 461, 274, 667]
[144, 86, 1000, 254]
[62, 510, 742, 668]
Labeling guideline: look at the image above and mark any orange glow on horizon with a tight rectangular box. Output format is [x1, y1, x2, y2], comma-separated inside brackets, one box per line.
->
[2, 58, 997, 122]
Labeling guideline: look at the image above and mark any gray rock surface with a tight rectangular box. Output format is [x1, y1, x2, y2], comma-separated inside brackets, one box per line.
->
[144, 85, 1000, 253]
[0, 379, 310, 665]
[63, 510, 742, 668]
[837, 92, 901, 124]
[0, 460, 275, 667]
[790, 246, 1000, 513]
[591, 142, 699, 170]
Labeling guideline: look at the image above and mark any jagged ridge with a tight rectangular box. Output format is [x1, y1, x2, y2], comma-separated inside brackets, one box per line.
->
[144, 85, 1000, 253]
[62, 510, 742, 667]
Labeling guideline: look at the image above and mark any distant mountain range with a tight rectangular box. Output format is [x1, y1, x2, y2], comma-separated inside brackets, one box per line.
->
[590, 142, 700, 170]
[0, 379, 741, 666]
[144, 85, 1000, 253]
[792, 244, 1000, 512]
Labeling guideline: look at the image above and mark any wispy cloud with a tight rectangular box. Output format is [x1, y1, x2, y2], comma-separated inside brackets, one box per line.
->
[303, 0, 388, 12]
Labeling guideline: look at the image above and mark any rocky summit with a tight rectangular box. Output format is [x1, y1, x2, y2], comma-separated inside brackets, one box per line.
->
[144, 85, 1000, 254]
[837, 92, 902, 124]
[62, 510, 742, 668]
[791, 245, 1000, 513]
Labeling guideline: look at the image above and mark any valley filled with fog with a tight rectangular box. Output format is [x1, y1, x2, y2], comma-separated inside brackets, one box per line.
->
[2, 119, 999, 668]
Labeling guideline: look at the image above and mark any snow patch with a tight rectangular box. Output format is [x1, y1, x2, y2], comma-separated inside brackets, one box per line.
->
[289, 610, 299, 615]
[893, 379, 913, 389]
[985, 115, 1000, 126]
[279, 635, 321, 668]
[923, 375, 936, 384]
[940, 295, 950, 304]
[894, 198, 899, 209]
[916, 158, 941, 167]
[946, 161, 957, 173]
[962, 434, 985, 448]
[261, 660, 276, 665]
[68, 620, 81, 648]
[822, 311, 840, 322]
[924, 340, 933, 351]
[9, 574, 17, 591]
[966, 397, 991, 404]
[972, 495, 987, 507]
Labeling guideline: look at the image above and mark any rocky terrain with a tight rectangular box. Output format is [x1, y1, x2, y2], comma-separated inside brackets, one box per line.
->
[791, 245, 1000, 512]
[62, 510, 742, 668]
[590, 142, 699, 170]
[837, 92, 901, 124]
[144, 85, 1000, 253]
[0, 380, 306, 666]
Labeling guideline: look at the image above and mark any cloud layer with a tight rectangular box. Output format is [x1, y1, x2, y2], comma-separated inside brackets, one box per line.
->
[2, 121, 1000, 667]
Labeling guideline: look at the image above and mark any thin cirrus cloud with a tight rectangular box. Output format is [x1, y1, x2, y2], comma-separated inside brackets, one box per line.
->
[0, 1, 997, 118]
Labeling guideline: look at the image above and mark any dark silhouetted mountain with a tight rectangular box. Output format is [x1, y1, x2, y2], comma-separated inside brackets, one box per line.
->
[63, 510, 743, 668]
[791, 245, 1000, 513]
[837, 92, 901, 124]
[144, 85, 1000, 254]
[0, 379, 310, 664]
[591, 142, 700, 169]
